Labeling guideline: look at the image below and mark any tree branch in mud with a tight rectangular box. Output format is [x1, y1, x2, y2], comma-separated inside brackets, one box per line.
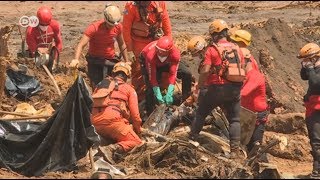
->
[0, 57, 6, 99]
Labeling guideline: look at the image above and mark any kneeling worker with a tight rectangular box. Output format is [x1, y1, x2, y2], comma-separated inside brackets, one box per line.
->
[91, 62, 142, 164]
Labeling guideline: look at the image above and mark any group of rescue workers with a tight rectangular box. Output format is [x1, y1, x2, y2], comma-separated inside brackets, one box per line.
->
[24, 1, 320, 178]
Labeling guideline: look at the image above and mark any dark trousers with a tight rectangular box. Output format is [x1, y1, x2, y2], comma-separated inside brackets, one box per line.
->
[141, 56, 192, 115]
[191, 83, 242, 148]
[246, 111, 268, 152]
[306, 111, 320, 172]
[86, 55, 116, 89]
[177, 61, 193, 101]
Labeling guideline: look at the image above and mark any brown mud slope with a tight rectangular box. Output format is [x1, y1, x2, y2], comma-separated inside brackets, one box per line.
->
[242, 18, 309, 114]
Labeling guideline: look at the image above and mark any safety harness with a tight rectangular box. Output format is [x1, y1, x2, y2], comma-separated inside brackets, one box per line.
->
[92, 77, 130, 118]
[132, 1, 164, 39]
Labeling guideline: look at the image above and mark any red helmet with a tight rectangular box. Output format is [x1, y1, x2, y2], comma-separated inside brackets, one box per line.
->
[37, 6, 52, 25]
[156, 36, 174, 52]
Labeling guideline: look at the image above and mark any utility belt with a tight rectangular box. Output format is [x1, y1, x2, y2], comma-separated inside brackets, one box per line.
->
[86, 54, 120, 66]
[95, 103, 121, 113]
[131, 21, 164, 40]
[93, 100, 130, 119]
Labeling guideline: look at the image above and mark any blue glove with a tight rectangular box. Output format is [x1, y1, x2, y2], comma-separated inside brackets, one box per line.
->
[163, 84, 175, 105]
[153, 86, 165, 104]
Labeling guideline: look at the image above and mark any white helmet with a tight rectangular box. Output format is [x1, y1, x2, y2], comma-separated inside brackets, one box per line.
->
[104, 5, 122, 27]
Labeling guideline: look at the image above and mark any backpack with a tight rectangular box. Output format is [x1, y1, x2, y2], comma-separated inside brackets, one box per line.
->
[211, 42, 246, 83]
[92, 77, 130, 118]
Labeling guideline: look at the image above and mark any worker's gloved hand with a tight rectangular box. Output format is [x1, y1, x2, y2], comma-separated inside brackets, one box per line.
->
[127, 51, 136, 63]
[153, 86, 165, 104]
[70, 59, 79, 68]
[163, 84, 175, 105]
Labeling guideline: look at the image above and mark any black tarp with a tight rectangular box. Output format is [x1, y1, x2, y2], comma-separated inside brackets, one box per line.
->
[142, 104, 179, 136]
[0, 75, 100, 177]
[5, 68, 42, 100]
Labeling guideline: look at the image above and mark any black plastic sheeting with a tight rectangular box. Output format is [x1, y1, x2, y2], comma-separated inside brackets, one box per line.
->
[142, 104, 178, 136]
[5, 69, 41, 100]
[0, 75, 100, 177]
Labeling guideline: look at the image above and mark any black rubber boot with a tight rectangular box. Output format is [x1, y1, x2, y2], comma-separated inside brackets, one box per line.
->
[310, 150, 320, 179]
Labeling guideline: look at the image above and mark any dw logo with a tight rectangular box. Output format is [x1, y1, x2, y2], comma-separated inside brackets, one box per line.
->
[19, 16, 39, 28]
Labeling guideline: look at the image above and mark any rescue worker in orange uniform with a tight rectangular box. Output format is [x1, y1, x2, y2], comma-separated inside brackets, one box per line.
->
[229, 29, 260, 71]
[240, 62, 269, 153]
[123, 1, 172, 102]
[26, 6, 62, 72]
[91, 62, 142, 164]
[70, 5, 129, 90]
[140, 36, 192, 116]
[189, 19, 247, 160]
[298, 43, 320, 178]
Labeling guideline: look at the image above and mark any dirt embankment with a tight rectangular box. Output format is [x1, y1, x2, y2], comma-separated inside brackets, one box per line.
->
[242, 18, 309, 114]
[179, 17, 318, 114]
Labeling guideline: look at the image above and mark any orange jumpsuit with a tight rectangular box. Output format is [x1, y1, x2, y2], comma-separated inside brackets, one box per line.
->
[123, 1, 172, 102]
[91, 77, 142, 152]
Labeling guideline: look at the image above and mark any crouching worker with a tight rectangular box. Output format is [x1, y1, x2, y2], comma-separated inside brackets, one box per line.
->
[91, 62, 142, 164]
[140, 36, 192, 115]
[298, 43, 320, 178]
[26, 6, 62, 72]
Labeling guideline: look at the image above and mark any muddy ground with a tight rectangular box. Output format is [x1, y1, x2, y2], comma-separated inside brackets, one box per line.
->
[0, 1, 320, 179]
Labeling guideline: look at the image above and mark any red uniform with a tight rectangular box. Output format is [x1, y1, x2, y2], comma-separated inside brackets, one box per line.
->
[141, 41, 180, 87]
[84, 19, 122, 60]
[203, 39, 245, 85]
[26, 19, 62, 56]
[91, 77, 142, 152]
[241, 69, 268, 112]
[123, 1, 172, 101]
[250, 55, 260, 72]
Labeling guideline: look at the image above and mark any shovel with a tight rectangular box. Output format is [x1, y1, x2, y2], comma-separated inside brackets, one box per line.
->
[42, 64, 62, 98]
[34, 46, 62, 98]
